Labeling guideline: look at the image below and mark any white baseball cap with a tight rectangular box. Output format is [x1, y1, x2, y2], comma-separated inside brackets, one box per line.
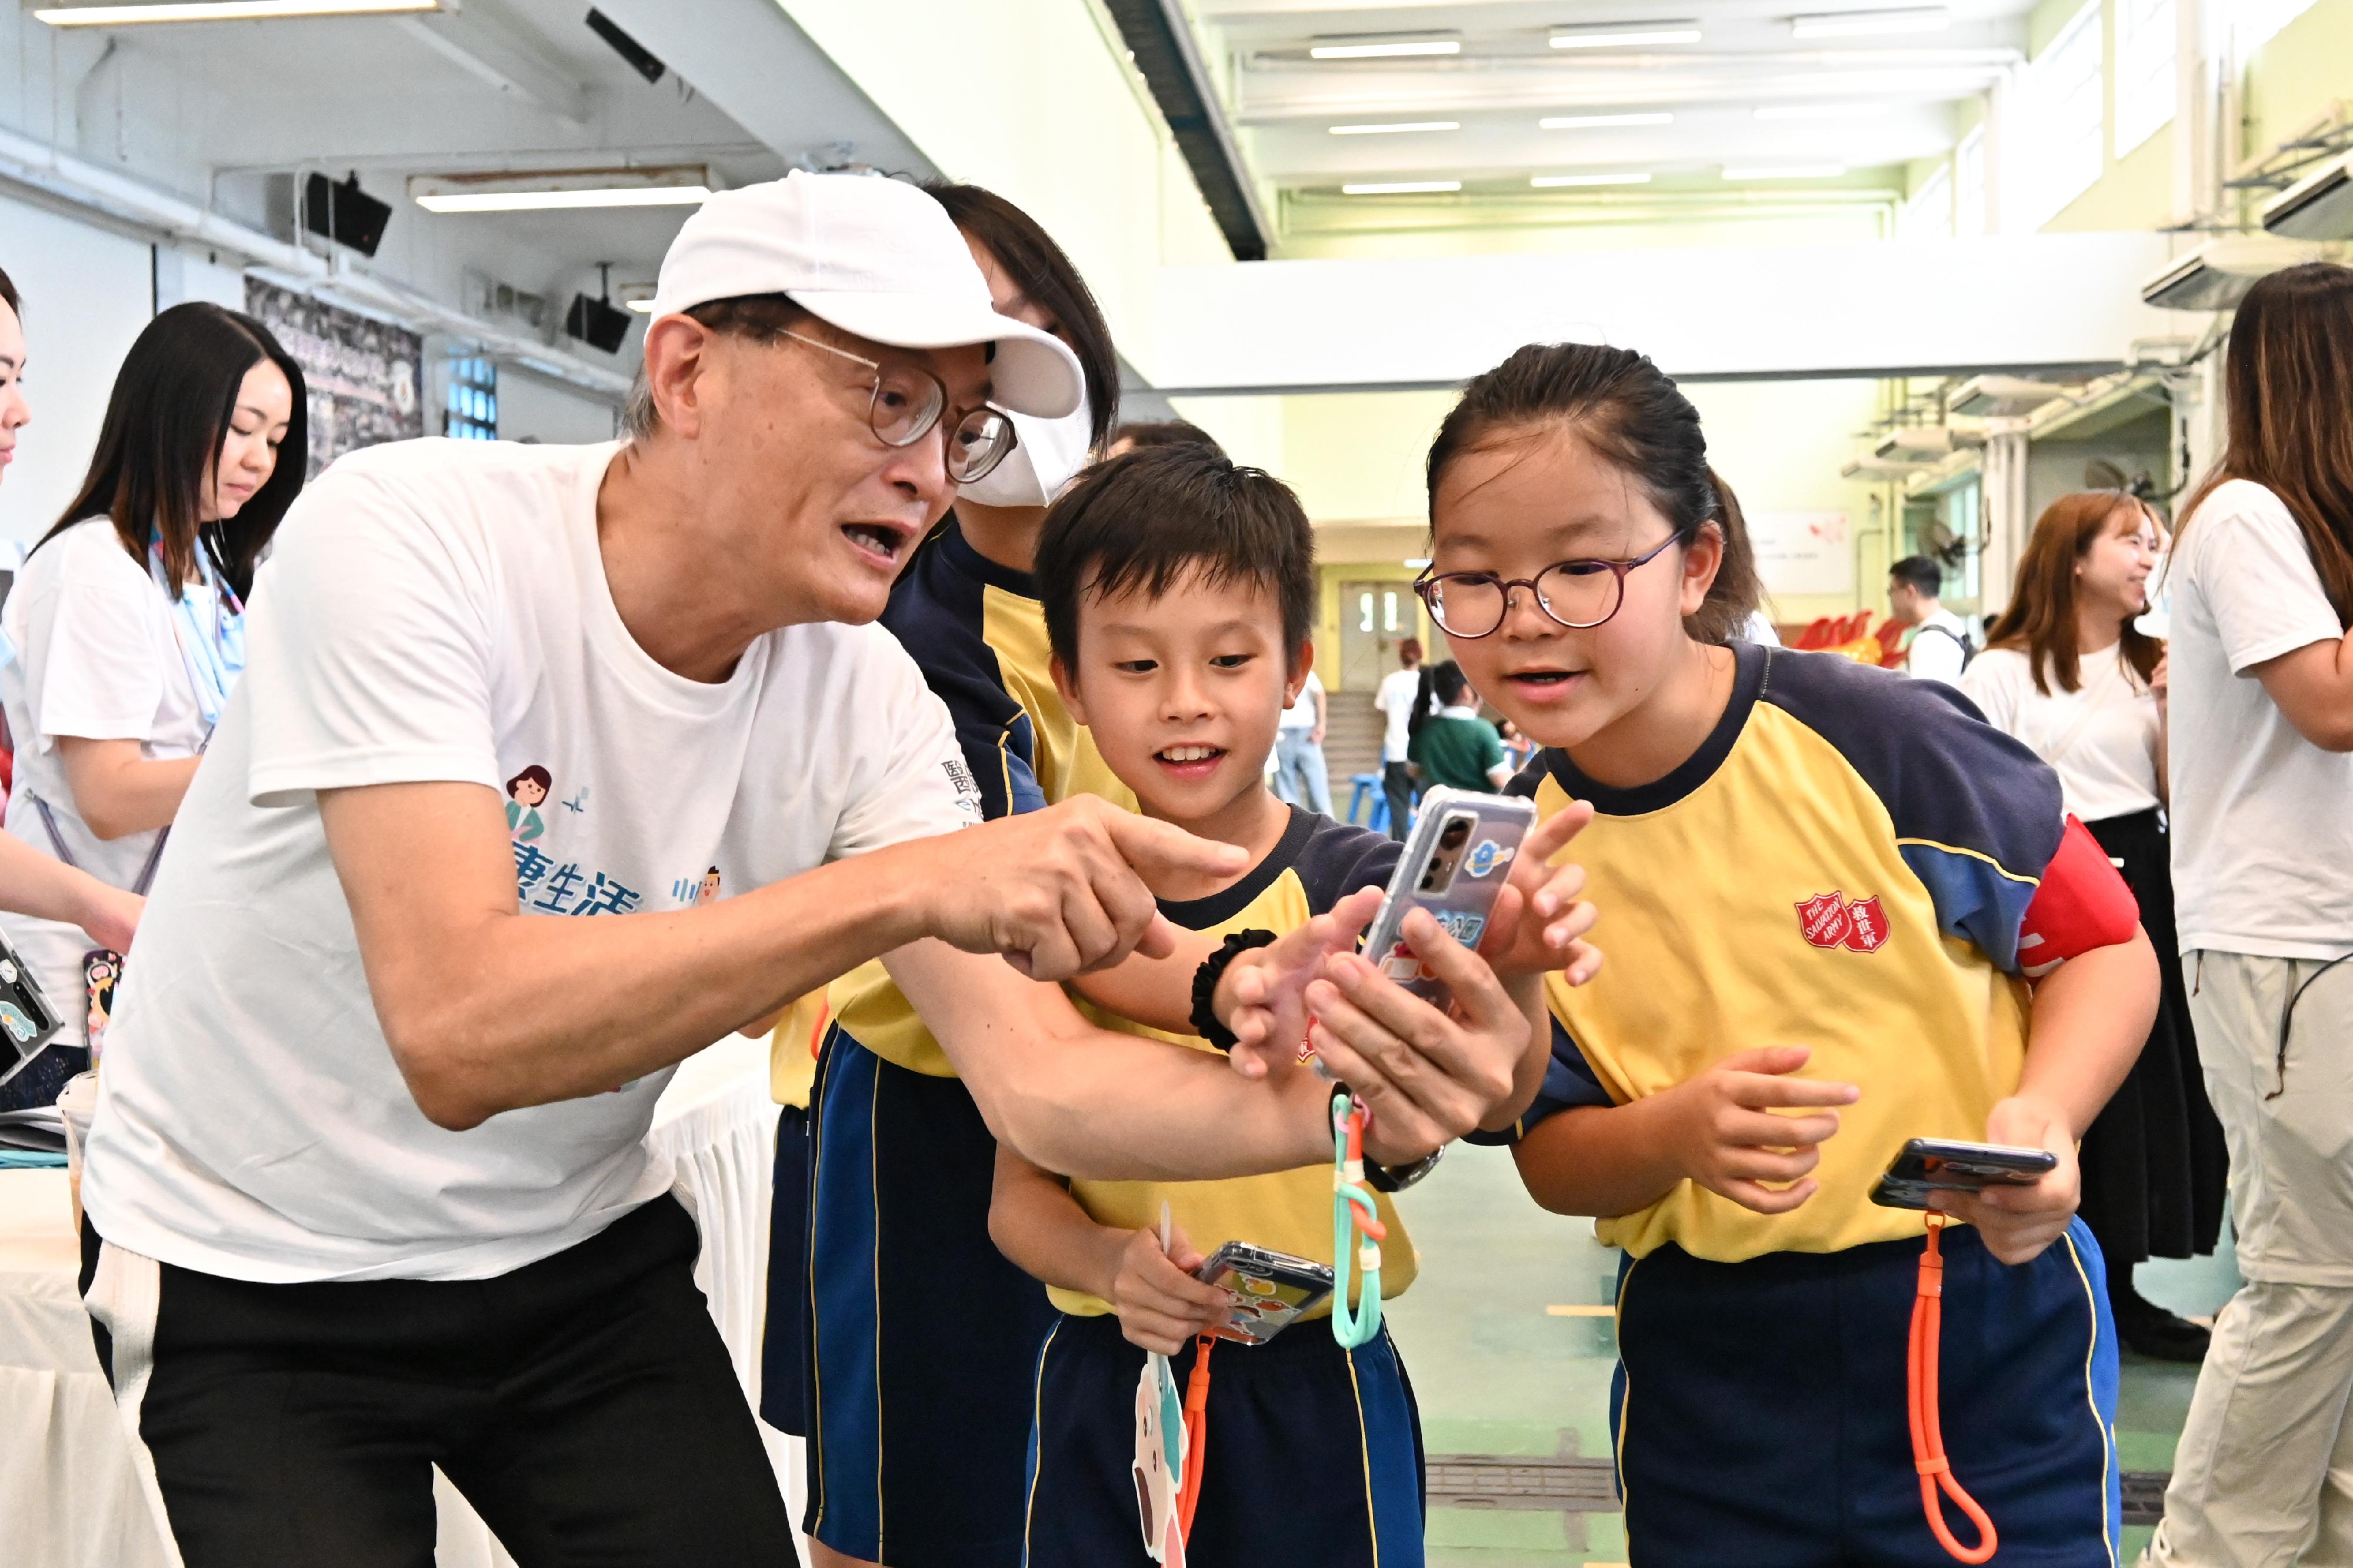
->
[648, 172, 1084, 419]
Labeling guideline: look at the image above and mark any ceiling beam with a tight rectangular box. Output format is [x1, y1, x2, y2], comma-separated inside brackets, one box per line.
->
[1098, 0, 1275, 261]
[396, 4, 589, 127]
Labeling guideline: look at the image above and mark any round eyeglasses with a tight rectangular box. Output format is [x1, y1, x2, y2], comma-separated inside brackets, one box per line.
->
[1414, 531, 1691, 639]
[784, 330, 1018, 485]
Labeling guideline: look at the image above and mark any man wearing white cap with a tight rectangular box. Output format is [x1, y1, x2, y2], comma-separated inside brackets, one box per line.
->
[72, 172, 1555, 1565]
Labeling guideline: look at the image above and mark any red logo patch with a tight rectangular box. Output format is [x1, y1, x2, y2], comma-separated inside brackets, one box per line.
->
[1796, 891, 1889, 955]
[1841, 896, 1889, 953]
[1795, 892, 1851, 949]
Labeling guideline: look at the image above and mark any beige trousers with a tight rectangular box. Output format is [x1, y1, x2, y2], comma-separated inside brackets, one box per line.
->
[2148, 949, 2353, 1568]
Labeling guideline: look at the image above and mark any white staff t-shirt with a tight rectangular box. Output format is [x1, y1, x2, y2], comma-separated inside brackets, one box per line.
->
[81, 439, 981, 1283]
[2168, 478, 2353, 960]
[0, 519, 216, 1017]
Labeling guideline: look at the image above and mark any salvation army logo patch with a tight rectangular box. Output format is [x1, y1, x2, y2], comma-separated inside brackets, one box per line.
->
[1795, 891, 1889, 955]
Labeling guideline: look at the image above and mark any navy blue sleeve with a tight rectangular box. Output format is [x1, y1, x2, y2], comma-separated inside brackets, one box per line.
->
[1294, 818, 1402, 913]
[1759, 649, 2064, 974]
[1465, 1015, 1615, 1146]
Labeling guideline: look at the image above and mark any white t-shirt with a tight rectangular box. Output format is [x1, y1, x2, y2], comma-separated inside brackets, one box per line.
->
[2168, 479, 2353, 960]
[0, 519, 218, 1017]
[81, 440, 981, 1283]
[1903, 607, 1971, 686]
[1279, 668, 1324, 732]
[1375, 666, 1424, 763]
[1960, 643, 2161, 823]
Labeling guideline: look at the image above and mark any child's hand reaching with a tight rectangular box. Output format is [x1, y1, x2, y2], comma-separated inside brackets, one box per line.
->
[1658, 1046, 1861, 1215]
[1107, 1223, 1229, 1356]
[1218, 888, 1384, 1079]
[1478, 800, 1604, 988]
[1931, 1096, 2082, 1265]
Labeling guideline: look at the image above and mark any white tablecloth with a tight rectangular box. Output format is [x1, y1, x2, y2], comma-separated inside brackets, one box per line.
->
[0, 1035, 804, 1567]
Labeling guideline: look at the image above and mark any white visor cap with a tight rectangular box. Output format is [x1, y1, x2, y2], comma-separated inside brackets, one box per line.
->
[646, 172, 1084, 419]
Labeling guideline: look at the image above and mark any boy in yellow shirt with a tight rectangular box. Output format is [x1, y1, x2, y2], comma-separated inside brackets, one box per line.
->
[991, 443, 1576, 1566]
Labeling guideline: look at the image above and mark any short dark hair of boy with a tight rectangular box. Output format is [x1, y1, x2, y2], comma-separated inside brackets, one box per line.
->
[1038, 444, 1315, 672]
[1889, 556, 1944, 598]
[1111, 419, 1225, 458]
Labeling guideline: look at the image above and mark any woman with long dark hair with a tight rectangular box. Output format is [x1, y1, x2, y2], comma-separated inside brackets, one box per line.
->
[1964, 491, 2226, 1362]
[2147, 263, 2353, 1568]
[0, 301, 305, 1053]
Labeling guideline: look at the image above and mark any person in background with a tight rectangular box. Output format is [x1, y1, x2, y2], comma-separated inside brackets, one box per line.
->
[1408, 660, 1511, 792]
[1888, 554, 1971, 684]
[1498, 716, 1539, 773]
[0, 267, 149, 1111]
[2147, 263, 2353, 1568]
[0, 301, 302, 1059]
[1271, 662, 1333, 815]
[797, 178, 1130, 1568]
[1964, 491, 2225, 1363]
[1373, 635, 1427, 839]
[1104, 418, 1223, 461]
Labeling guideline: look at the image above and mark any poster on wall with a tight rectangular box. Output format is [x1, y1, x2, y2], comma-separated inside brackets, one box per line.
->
[243, 279, 423, 476]
[1749, 511, 1854, 598]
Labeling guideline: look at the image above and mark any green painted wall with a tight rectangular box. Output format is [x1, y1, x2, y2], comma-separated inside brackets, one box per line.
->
[2243, 0, 2353, 161]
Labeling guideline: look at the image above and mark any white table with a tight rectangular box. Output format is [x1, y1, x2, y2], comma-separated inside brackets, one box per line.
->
[0, 1035, 805, 1567]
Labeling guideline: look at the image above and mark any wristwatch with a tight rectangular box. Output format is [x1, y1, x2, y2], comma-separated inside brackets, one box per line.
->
[1364, 1146, 1445, 1193]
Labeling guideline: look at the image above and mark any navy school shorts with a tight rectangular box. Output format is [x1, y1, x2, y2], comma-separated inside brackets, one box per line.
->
[1611, 1218, 2121, 1567]
[1021, 1308, 1425, 1568]
[802, 1027, 1057, 1568]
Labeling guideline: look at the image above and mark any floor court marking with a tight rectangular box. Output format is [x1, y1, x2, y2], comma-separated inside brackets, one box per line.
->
[1546, 1304, 1615, 1317]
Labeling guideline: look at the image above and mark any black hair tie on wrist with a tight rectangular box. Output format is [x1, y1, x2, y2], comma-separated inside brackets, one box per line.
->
[1189, 929, 1277, 1052]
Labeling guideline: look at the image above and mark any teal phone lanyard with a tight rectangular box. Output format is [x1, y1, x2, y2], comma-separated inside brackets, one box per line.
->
[1330, 1092, 1385, 1349]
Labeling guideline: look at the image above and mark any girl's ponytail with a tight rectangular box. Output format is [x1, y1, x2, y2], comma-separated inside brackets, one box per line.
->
[1692, 468, 1761, 645]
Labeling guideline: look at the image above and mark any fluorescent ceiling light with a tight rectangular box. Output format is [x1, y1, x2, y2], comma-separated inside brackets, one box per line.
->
[1539, 111, 1675, 129]
[1328, 121, 1461, 135]
[1755, 102, 1892, 119]
[409, 168, 713, 214]
[1789, 8, 1949, 37]
[36, 0, 441, 20]
[1340, 180, 1462, 195]
[1549, 22, 1703, 49]
[1723, 162, 1848, 179]
[1532, 172, 1653, 187]
[1310, 32, 1461, 58]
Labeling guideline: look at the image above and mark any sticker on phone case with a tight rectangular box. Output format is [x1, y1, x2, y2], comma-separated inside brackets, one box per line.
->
[1464, 839, 1517, 878]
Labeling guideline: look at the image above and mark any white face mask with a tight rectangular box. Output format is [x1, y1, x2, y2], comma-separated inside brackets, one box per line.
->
[958, 397, 1095, 509]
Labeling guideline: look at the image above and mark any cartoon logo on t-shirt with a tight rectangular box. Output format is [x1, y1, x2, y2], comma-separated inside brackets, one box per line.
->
[1795, 890, 1889, 954]
[505, 766, 552, 843]
[672, 866, 724, 905]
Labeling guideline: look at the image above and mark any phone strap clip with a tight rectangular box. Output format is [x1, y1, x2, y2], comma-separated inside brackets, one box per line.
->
[1330, 1092, 1385, 1350]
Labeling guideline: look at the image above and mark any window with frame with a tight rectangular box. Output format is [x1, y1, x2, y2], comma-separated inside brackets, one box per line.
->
[2023, 0, 2104, 228]
[2115, 0, 2177, 156]
[1901, 161, 1957, 239]
[445, 357, 498, 441]
[1955, 125, 1989, 236]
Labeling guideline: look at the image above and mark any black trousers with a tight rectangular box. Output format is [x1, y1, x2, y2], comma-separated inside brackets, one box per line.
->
[81, 1196, 798, 1568]
[1382, 761, 1417, 842]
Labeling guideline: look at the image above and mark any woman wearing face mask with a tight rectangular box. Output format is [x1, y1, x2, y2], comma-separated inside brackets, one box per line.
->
[791, 183, 1128, 1568]
[1963, 493, 2225, 1363]
[0, 301, 304, 1075]
[0, 269, 154, 1114]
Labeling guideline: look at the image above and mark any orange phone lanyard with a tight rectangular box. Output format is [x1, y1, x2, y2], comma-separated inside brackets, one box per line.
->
[1175, 1336, 1215, 1540]
[1909, 1216, 1997, 1564]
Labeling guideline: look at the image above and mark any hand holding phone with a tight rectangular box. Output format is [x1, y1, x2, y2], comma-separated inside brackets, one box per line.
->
[1192, 1241, 1335, 1345]
[1359, 789, 1538, 1017]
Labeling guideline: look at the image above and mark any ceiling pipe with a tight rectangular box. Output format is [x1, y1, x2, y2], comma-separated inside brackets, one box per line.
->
[0, 124, 630, 400]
